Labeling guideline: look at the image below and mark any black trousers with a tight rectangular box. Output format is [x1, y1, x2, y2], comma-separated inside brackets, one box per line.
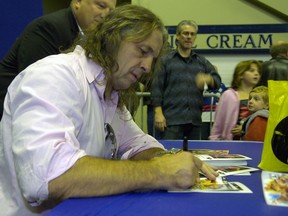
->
[163, 124, 201, 140]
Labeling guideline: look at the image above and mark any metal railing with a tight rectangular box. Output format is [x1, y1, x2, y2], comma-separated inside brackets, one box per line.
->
[203, 92, 221, 129]
[135, 92, 151, 130]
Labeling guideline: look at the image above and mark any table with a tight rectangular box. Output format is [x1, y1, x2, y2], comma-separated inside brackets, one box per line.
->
[46, 140, 287, 216]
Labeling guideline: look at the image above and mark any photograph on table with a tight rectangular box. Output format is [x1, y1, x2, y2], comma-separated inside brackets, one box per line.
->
[262, 171, 288, 207]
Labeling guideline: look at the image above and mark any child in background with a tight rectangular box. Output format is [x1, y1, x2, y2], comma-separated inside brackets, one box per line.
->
[209, 60, 261, 140]
[242, 86, 269, 141]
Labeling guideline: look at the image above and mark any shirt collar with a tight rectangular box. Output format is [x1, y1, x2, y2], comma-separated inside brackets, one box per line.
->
[73, 45, 105, 84]
[73, 45, 119, 108]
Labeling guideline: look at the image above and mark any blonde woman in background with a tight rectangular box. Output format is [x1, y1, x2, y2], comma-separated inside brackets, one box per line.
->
[209, 60, 261, 140]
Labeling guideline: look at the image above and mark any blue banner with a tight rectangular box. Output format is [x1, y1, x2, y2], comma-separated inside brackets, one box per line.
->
[167, 24, 288, 54]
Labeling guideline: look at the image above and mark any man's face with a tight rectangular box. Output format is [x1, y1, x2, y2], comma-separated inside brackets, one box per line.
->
[74, 0, 116, 29]
[176, 25, 197, 50]
[112, 29, 163, 90]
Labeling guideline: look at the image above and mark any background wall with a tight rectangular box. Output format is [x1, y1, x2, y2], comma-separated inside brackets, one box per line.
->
[0, 0, 43, 58]
[42, 0, 131, 14]
[132, 0, 288, 25]
[43, 0, 70, 14]
[0, 0, 131, 59]
[132, 0, 288, 86]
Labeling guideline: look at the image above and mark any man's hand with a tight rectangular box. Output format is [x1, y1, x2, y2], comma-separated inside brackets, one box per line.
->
[195, 72, 214, 89]
[152, 151, 218, 190]
[154, 107, 166, 131]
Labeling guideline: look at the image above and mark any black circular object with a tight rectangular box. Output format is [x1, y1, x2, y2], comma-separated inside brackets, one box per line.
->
[271, 116, 288, 164]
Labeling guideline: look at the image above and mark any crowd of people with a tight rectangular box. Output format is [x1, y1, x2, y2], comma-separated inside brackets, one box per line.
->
[0, 0, 287, 215]
[208, 41, 288, 141]
[148, 30, 287, 143]
[209, 59, 262, 140]
[143, 26, 287, 143]
[149, 40, 288, 142]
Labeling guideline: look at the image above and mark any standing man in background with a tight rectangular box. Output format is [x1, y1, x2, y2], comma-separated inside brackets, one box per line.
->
[0, 0, 117, 118]
[258, 40, 288, 86]
[151, 20, 221, 140]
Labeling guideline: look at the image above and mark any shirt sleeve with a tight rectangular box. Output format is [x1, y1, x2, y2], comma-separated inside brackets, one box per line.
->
[9, 62, 87, 205]
[111, 107, 165, 159]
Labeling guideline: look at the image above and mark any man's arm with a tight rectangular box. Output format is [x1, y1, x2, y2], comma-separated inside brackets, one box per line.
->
[129, 147, 164, 160]
[150, 58, 167, 132]
[199, 57, 222, 90]
[195, 73, 215, 89]
[48, 151, 218, 201]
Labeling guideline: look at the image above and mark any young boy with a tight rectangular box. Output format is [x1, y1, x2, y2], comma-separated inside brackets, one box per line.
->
[242, 86, 269, 141]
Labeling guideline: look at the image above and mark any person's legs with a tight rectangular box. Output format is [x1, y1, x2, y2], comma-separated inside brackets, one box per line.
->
[147, 104, 154, 136]
[163, 124, 201, 140]
[184, 124, 201, 140]
[200, 122, 211, 140]
[154, 128, 164, 140]
[163, 125, 184, 140]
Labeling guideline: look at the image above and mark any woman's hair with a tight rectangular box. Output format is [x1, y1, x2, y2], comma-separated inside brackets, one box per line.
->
[230, 60, 262, 89]
[250, 86, 269, 105]
[81, 4, 168, 110]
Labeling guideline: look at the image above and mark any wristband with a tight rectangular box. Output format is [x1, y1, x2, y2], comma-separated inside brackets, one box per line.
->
[155, 148, 182, 157]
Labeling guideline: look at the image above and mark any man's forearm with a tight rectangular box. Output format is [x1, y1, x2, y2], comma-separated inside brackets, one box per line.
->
[130, 147, 164, 160]
[48, 152, 219, 203]
[48, 155, 161, 200]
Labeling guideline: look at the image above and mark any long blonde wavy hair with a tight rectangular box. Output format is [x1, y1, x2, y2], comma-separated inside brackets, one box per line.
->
[80, 4, 169, 111]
